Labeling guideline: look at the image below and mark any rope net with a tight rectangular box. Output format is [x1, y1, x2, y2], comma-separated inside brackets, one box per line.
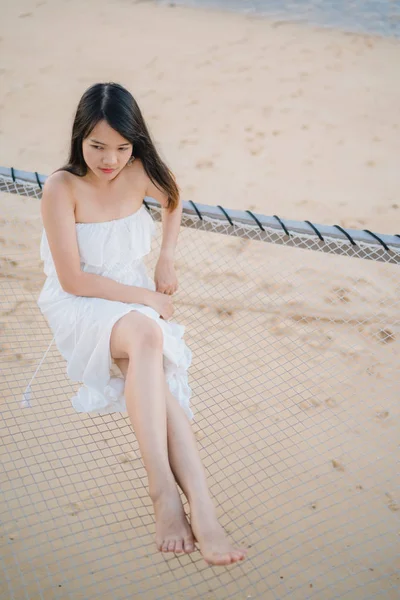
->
[0, 173, 399, 600]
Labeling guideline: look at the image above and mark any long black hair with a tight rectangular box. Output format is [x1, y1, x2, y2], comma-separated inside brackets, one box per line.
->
[57, 82, 180, 211]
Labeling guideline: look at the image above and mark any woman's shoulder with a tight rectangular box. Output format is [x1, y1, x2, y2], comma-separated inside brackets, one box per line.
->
[41, 170, 76, 220]
[43, 169, 75, 194]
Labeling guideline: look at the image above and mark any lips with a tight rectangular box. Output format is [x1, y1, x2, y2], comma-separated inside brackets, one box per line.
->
[100, 168, 115, 173]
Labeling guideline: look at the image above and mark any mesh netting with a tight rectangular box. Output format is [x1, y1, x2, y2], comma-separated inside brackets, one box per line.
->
[0, 170, 399, 600]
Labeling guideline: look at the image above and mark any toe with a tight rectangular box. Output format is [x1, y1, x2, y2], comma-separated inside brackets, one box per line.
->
[185, 540, 195, 554]
[206, 552, 232, 566]
[175, 539, 184, 553]
[230, 551, 244, 563]
[225, 553, 235, 565]
[167, 540, 176, 552]
[161, 540, 169, 552]
[183, 538, 195, 553]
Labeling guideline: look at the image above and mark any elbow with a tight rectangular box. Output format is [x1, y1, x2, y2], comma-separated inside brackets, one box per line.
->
[60, 272, 84, 296]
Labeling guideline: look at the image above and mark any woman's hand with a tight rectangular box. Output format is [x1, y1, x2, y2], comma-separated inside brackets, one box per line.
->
[148, 291, 174, 320]
[154, 255, 178, 296]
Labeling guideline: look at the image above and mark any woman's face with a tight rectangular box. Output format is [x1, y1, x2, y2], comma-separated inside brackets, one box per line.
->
[82, 119, 133, 180]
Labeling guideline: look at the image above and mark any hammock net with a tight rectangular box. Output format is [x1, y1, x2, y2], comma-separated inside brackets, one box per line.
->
[0, 171, 399, 600]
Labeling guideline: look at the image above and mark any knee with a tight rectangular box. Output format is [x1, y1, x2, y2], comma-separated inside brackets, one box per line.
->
[127, 317, 163, 355]
[110, 311, 164, 361]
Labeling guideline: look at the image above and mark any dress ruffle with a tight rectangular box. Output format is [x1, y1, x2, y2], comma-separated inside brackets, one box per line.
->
[40, 204, 156, 277]
[68, 305, 193, 421]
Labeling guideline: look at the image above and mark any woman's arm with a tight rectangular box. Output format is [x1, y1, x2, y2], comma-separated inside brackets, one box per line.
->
[41, 172, 153, 305]
[145, 173, 182, 260]
[144, 167, 182, 295]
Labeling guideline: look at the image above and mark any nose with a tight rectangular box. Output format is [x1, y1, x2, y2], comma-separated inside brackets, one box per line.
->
[102, 152, 118, 167]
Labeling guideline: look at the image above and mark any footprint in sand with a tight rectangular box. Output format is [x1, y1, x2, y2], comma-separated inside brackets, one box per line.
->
[215, 307, 234, 318]
[258, 281, 293, 294]
[249, 146, 263, 156]
[290, 89, 303, 98]
[325, 286, 351, 304]
[62, 491, 101, 515]
[1, 257, 19, 268]
[195, 159, 214, 170]
[194, 429, 205, 441]
[331, 460, 345, 472]
[63, 502, 82, 516]
[372, 328, 396, 344]
[246, 403, 261, 415]
[374, 410, 389, 421]
[366, 363, 384, 378]
[324, 397, 338, 408]
[118, 452, 139, 465]
[1, 299, 25, 317]
[385, 492, 399, 512]
[299, 398, 321, 411]
[179, 138, 197, 148]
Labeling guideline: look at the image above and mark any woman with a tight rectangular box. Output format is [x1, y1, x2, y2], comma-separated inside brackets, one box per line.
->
[38, 82, 247, 566]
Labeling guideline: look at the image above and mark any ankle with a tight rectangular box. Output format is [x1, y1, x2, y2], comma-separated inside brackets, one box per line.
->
[188, 491, 216, 514]
[149, 480, 178, 504]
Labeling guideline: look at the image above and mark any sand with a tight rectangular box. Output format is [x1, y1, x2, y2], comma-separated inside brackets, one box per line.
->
[0, 1, 399, 599]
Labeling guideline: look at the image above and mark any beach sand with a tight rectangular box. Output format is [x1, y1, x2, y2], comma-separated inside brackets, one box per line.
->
[0, 1, 399, 598]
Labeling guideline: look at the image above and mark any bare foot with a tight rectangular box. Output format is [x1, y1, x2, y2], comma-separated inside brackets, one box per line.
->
[190, 501, 247, 566]
[152, 488, 196, 554]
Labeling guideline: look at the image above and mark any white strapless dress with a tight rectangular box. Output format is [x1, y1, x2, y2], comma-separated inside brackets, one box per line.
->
[37, 203, 193, 420]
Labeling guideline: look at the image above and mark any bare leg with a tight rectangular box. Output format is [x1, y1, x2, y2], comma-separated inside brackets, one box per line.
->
[117, 336, 195, 555]
[115, 357, 247, 566]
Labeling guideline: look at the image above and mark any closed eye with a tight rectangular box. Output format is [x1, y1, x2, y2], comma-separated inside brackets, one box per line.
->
[90, 145, 130, 151]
